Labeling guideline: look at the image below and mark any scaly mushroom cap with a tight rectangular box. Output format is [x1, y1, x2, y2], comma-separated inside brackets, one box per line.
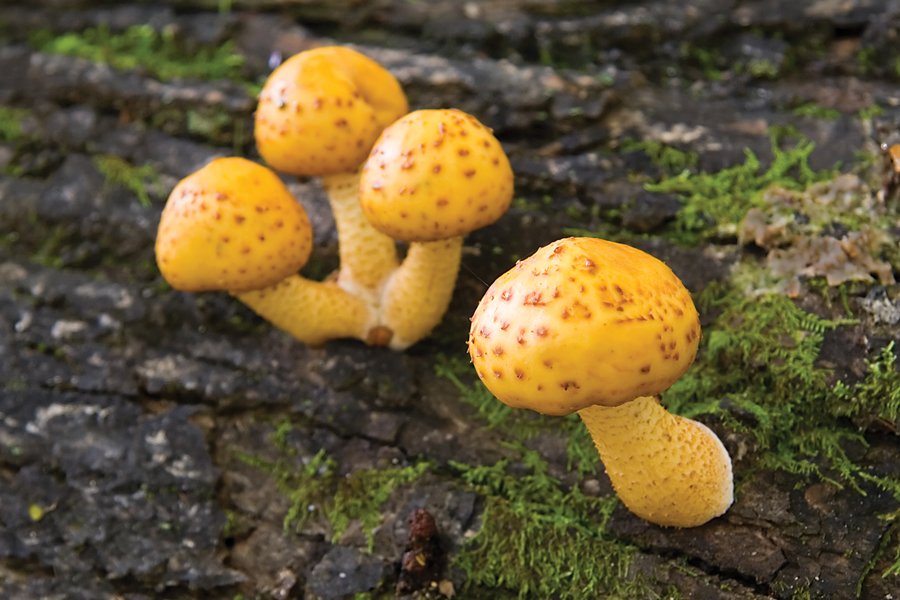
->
[156, 157, 312, 293]
[468, 237, 701, 416]
[255, 46, 409, 176]
[359, 108, 513, 242]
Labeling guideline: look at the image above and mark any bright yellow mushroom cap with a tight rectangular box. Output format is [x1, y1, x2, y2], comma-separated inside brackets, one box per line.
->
[255, 46, 409, 176]
[359, 108, 514, 242]
[155, 157, 312, 293]
[468, 237, 701, 416]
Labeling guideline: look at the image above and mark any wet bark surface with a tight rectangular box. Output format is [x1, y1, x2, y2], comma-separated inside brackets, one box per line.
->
[2, 1, 900, 599]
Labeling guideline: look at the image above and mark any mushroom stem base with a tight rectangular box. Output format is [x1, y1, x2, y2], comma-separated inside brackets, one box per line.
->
[379, 236, 464, 350]
[324, 170, 399, 302]
[577, 396, 733, 528]
[234, 275, 374, 346]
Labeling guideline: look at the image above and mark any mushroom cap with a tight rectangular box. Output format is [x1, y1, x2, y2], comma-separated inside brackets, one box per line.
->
[155, 157, 312, 293]
[255, 46, 409, 176]
[359, 108, 513, 242]
[468, 237, 701, 416]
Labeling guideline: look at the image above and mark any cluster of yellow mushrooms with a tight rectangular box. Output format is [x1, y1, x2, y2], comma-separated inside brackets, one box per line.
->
[155, 47, 733, 528]
[156, 47, 514, 350]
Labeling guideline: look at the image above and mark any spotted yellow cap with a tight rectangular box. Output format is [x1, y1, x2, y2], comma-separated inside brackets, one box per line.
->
[359, 109, 514, 242]
[468, 237, 701, 415]
[255, 46, 409, 176]
[156, 157, 312, 292]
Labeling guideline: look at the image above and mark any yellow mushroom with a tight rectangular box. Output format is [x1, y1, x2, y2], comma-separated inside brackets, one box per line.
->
[156, 157, 373, 345]
[468, 237, 733, 527]
[255, 46, 409, 302]
[360, 109, 514, 349]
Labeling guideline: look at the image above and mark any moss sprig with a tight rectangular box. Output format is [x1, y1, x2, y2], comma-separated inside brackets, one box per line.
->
[30, 24, 246, 83]
[92, 155, 163, 208]
[436, 355, 602, 478]
[0, 106, 31, 143]
[620, 139, 698, 176]
[236, 437, 431, 552]
[451, 445, 645, 600]
[663, 285, 900, 506]
[832, 343, 900, 429]
[644, 129, 836, 246]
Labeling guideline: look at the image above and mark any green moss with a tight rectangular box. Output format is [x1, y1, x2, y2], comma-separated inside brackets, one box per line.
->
[805, 276, 864, 318]
[30, 24, 246, 84]
[792, 102, 841, 120]
[0, 107, 36, 177]
[658, 283, 900, 583]
[31, 228, 68, 268]
[436, 355, 516, 431]
[662, 284, 900, 503]
[679, 42, 724, 81]
[451, 446, 646, 600]
[149, 106, 251, 148]
[0, 106, 30, 143]
[432, 364, 646, 597]
[223, 509, 240, 538]
[831, 343, 900, 429]
[858, 47, 878, 75]
[787, 580, 813, 600]
[187, 108, 232, 139]
[270, 416, 294, 453]
[432, 368, 645, 598]
[435, 356, 601, 478]
[881, 523, 900, 579]
[646, 129, 836, 246]
[237, 436, 431, 552]
[352, 586, 396, 600]
[92, 155, 162, 208]
[859, 517, 900, 595]
[620, 140, 698, 176]
[859, 104, 884, 122]
[744, 58, 781, 79]
[677, 37, 812, 84]
[326, 461, 431, 551]
[570, 131, 840, 247]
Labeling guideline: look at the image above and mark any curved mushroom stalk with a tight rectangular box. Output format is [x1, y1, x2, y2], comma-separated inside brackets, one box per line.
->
[379, 236, 463, 350]
[322, 170, 399, 302]
[578, 396, 733, 528]
[235, 275, 374, 346]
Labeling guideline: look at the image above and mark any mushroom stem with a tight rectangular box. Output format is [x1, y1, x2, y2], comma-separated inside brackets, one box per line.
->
[234, 275, 375, 346]
[323, 170, 399, 302]
[379, 236, 464, 350]
[577, 396, 733, 528]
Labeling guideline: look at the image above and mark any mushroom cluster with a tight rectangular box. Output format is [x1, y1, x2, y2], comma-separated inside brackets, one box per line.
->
[155, 47, 512, 349]
[468, 237, 733, 527]
[154, 45, 730, 530]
